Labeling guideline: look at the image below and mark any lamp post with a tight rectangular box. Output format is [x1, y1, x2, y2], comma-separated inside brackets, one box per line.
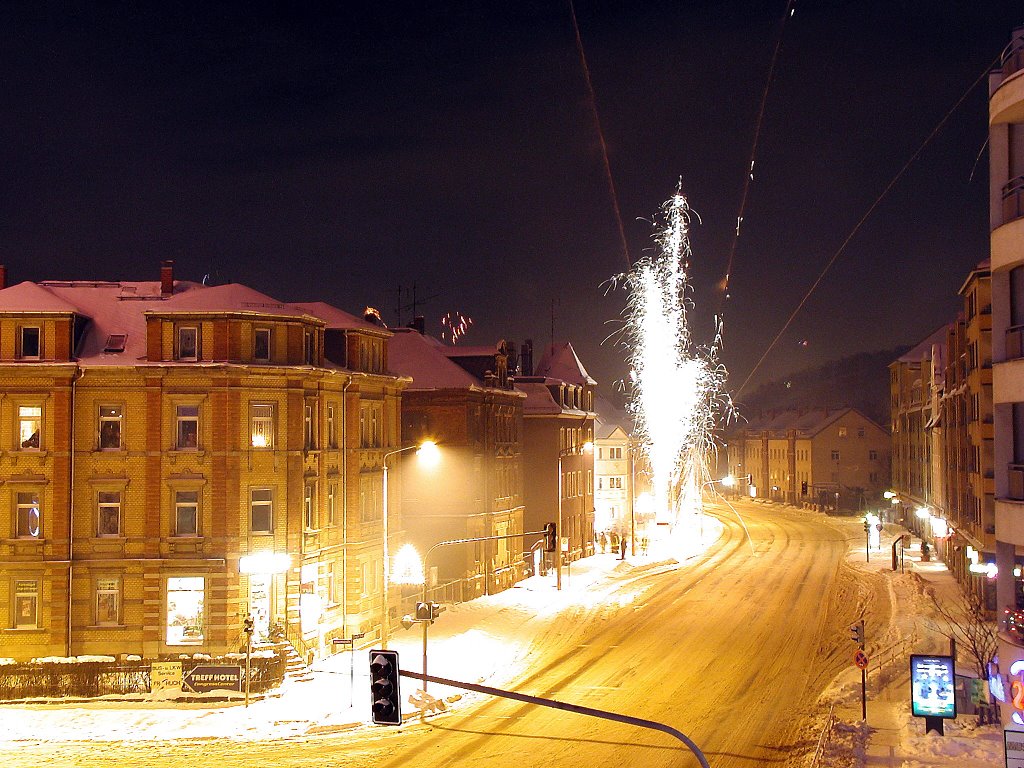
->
[380, 441, 438, 648]
[557, 441, 593, 591]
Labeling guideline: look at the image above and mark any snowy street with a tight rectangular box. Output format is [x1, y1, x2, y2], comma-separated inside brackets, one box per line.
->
[0, 500, 1004, 767]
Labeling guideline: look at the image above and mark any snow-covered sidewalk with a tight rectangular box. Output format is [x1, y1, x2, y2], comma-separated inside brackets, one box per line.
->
[820, 518, 1004, 767]
[0, 521, 720, 744]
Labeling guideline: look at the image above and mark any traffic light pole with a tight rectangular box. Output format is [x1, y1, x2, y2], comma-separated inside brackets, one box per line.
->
[417, 528, 550, 692]
[398, 668, 710, 768]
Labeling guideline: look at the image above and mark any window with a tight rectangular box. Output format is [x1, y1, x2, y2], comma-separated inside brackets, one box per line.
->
[250, 488, 273, 533]
[831, 450, 840, 461]
[166, 576, 204, 645]
[97, 491, 121, 537]
[16, 492, 40, 538]
[103, 334, 127, 353]
[176, 405, 199, 449]
[327, 404, 337, 448]
[327, 561, 336, 605]
[327, 484, 336, 526]
[838, 427, 847, 438]
[587, 470, 593, 494]
[177, 326, 198, 360]
[174, 490, 199, 536]
[250, 403, 274, 448]
[304, 484, 316, 530]
[360, 475, 381, 522]
[18, 405, 41, 449]
[304, 403, 316, 450]
[304, 330, 314, 365]
[19, 326, 40, 359]
[99, 405, 123, 449]
[13, 579, 38, 628]
[869, 450, 878, 461]
[857, 427, 865, 438]
[95, 577, 120, 626]
[254, 328, 271, 361]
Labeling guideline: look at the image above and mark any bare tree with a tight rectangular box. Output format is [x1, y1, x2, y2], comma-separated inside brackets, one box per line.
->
[926, 587, 997, 678]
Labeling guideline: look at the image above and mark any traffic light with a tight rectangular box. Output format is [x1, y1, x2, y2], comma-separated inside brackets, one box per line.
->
[801, 480, 808, 495]
[369, 649, 402, 725]
[850, 621, 864, 646]
[544, 522, 557, 552]
[415, 601, 436, 623]
[243, 615, 254, 635]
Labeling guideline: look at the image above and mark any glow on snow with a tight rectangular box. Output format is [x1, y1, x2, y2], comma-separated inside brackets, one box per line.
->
[622, 185, 731, 533]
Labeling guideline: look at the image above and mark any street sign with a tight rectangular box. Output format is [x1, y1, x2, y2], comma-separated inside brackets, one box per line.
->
[150, 661, 183, 693]
[854, 650, 869, 670]
[560, 536, 569, 553]
[1006, 729, 1024, 768]
[182, 664, 242, 693]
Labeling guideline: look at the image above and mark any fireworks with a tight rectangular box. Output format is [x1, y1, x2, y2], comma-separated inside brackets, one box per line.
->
[440, 312, 473, 344]
[621, 184, 732, 530]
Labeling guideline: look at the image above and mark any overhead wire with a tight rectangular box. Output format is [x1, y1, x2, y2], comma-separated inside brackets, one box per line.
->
[735, 51, 1001, 397]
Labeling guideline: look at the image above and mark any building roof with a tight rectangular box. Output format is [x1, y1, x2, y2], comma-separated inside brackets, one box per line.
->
[732, 406, 886, 438]
[387, 328, 483, 389]
[533, 342, 597, 386]
[0, 281, 83, 313]
[291, 301, 389, 334]
[595, 394, 633, 438]
[895, 324, 949, 365]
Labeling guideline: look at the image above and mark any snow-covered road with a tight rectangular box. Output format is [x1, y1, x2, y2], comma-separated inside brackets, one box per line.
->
[1, 502, 1002, 767]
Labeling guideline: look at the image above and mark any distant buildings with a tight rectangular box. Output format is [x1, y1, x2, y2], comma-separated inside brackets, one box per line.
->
[725, 408, 890, 510]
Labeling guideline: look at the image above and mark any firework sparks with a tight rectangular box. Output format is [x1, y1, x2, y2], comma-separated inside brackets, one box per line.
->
[620, 184, 732, 532]
[440, 312, 473, 344]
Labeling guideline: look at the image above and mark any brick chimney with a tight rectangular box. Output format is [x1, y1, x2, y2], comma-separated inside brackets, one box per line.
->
[0, 264, 6, 290]
[408, 316, 425, 334]
[160, 260, 174, 296]
[521, 339, 534, 376]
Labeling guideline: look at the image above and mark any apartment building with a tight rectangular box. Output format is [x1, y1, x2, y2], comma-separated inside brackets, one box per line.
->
[0, 263, 404, 661]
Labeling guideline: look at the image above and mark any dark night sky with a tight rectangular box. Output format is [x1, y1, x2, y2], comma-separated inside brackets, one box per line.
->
[1, 2, 1021, 400]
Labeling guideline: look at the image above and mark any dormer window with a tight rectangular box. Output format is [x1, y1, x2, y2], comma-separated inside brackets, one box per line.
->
[177, 327, 198, 360]
[19, 326, 40, 359]
[103, 334, 127, 353]
[254, 328, 271, 362]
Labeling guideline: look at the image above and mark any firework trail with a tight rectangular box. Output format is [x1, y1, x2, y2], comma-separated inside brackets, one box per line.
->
[621, 184, 732, 532]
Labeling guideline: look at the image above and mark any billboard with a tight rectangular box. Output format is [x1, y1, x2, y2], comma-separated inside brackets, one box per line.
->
[910, 654, 956, 719]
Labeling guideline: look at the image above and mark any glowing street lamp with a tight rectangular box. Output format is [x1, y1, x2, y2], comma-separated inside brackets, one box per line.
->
[381, 440, 438, 648]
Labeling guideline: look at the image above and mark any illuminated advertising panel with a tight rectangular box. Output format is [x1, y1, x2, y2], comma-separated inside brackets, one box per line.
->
[910, 654, 956, 719]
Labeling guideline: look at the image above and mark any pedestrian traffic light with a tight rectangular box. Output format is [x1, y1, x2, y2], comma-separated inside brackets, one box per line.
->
[850, 621, 864, 646]
[415, 601, 439, 623]
[369, 649, 402, 725]
[801, 480, 808, 495]
[544, 522, 556, 552]
[243, 615, 254, 635]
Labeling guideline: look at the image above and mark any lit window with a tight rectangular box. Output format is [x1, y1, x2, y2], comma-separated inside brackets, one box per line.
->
[13, 579, 39, 628]
[99, 405, 123, 449]
[19, 327, 40, 359]
[304, 403, 315, 449]
[327, 484, 336, 526]
[166, 576, 204, 645]
[96, 577, 120, 625]
[176, 405, 199, 449]
[177, 327, 198, 360]
[327, 404, 336, 448]
[97, 491, 121, 537]
[250, 403, 274, 448]
[18, 405, 41, 450]
[250, 488, 273, 533]
[304, 484, 316, 530]
[174, 490, 199, 536]
[838, 427, 847, 438]
[254, 328, 271, 361]
[16, 492, 40, 538]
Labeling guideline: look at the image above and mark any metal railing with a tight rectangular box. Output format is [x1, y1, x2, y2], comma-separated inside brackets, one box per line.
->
[1003, 176, 1024, 226]
[808, 703, 836, 768]
[1009, 464, 1024, 501]
[1002, 29, 1024, 79]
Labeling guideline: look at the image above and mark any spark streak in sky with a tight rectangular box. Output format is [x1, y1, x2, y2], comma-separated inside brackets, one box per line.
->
[622, 185, 731, 531]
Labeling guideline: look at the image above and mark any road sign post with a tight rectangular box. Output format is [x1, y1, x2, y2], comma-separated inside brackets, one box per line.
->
[333, 632, 366, 708]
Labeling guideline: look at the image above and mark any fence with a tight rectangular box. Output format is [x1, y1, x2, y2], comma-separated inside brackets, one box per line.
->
[0, 653, 285, 701]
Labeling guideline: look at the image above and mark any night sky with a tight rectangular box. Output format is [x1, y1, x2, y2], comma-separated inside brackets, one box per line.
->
[2, 2, 1021, 400]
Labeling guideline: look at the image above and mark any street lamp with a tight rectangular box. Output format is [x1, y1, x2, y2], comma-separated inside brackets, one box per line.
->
[381, 440, 438, 648]
[557, 440, 593, 591]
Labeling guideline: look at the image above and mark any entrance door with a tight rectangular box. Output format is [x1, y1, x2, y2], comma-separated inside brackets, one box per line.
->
[250, 573, 272, 642]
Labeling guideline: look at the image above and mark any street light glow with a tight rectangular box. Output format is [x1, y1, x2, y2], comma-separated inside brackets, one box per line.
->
[391, 543, 424, 585]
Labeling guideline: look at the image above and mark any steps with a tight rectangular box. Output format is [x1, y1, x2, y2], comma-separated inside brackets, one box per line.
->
[265, 641, 313, 684]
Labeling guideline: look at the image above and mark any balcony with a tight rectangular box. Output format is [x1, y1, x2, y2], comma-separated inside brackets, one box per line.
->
[1009, 463, 1024, 500]
[1002, 30, 1024, 80]
[1007, 325, 1024, 360]
[1004, 177, 1024, 225]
